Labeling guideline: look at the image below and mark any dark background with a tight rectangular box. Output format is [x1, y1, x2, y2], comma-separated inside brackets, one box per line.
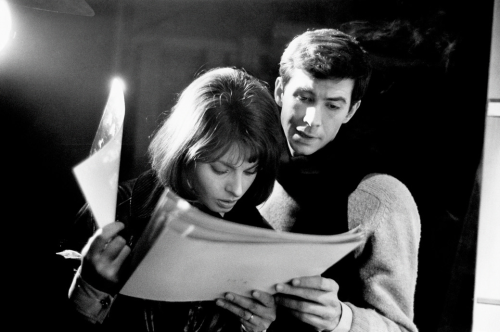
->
[1, 0, 494, 331]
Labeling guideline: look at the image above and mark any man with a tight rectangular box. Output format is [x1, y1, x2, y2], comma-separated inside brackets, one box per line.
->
[259, 29, 420, 332]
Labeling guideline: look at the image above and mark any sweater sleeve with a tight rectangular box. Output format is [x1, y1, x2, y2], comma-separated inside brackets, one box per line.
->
[346, 174, 421, 332]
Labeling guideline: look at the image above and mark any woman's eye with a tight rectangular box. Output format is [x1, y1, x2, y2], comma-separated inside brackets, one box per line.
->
[245, 168, 258, 175]
[297, 95, 310, 102]
[211, 165, 228, 175]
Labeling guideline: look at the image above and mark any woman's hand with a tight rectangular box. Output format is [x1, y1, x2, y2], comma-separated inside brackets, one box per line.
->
[80, 222, 131, 294]
[274, 275, 341, 331]
[216, 290, 276, 332]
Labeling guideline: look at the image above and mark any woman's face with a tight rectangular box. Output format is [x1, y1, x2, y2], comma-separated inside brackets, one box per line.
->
[191, 144, 258, 215]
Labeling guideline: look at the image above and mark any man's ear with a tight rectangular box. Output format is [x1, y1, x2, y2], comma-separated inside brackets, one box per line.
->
[274, 77, 283, 107]
[343, 100, 361, 123]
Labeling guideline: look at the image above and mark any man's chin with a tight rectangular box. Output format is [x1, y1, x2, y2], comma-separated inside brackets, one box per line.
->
[289, 141, 318, 156]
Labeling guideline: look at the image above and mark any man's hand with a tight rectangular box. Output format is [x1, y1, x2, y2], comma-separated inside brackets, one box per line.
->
[274, 275, 341, 331]
[80, 222, 131, 294]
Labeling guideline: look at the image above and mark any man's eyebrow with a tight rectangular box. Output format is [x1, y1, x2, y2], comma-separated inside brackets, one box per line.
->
[325, 96, 347, 103]
[296, 87, 314, 94]
[296, 88, 347, 104]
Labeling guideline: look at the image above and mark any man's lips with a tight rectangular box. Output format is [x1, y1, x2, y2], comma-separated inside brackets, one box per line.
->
[295, 129, 317, 140]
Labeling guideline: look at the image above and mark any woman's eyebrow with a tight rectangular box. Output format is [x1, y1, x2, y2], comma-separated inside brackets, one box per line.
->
[215, 160, 237, 169]
[245, 163, 259, 171]
[216, 159, 258, 170]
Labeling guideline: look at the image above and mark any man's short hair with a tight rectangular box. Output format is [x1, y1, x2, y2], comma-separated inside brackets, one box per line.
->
[279, 28, 372, 104]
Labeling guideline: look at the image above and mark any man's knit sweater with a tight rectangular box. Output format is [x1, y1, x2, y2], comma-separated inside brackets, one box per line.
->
[259, 173, 420, 332]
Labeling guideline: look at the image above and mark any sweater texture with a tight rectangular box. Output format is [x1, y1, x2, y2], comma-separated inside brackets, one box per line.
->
[258, 132, 420, 332]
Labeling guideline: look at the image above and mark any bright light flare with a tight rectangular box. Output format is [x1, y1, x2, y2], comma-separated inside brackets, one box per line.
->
[111, 77, 126, 94]
[0, 0, 12, 51]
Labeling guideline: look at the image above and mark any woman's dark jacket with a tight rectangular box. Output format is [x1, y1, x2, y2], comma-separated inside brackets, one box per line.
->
[59, 170, 273, 332]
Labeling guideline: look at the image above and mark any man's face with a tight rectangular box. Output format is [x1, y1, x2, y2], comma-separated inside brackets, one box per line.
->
[275, 68, 360, 156]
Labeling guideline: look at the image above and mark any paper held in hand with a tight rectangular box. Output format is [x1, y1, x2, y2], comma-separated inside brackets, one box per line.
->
[72, 79, 125, 228]
[119, 188, 365, 302]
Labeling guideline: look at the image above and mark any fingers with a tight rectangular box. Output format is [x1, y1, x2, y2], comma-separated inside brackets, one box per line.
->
[102, 235, 128, 261]
[285, 307, 339, 331]
[80, 222, 131, 292]
[274, 276, 341, 331]
[275, 293, 341, 331]
[275, 294, 338, 319]
[290, 275, 338, 292]
[87, 222, 126, 255]
[91, 242, 130, 283]
[275, 284, 324, 303]
[82, 222, 125, 257]
[215, 294, 251, 321]
[98, 238, 131, 271]
[113, 243, 131, 268]
[216, 292, 273, 320]
[216, 291, 276, 332]
[275, 276, 338, 304]
[252, 290, 275, 308]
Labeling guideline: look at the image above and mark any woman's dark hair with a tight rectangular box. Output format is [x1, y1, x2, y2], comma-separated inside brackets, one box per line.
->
[149, 67, 284, 206]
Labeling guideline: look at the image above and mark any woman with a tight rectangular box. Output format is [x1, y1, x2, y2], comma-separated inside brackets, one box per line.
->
[63, 67, 285, 332]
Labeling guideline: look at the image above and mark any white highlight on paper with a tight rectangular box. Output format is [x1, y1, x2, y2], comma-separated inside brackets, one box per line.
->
[73, 78, 125, 228]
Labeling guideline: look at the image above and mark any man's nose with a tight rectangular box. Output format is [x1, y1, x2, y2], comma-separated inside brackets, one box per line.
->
[303, 106, 321, 127]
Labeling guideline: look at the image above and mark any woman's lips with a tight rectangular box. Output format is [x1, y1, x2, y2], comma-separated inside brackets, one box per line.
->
[217, 199, 237, 209]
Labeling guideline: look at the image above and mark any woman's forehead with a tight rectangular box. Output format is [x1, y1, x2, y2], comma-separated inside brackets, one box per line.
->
[217, 142, 257, 165]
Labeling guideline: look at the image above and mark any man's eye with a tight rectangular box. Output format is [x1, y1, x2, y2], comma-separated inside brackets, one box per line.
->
[327, 103, 340, 110]
[297, 95, 311, 102]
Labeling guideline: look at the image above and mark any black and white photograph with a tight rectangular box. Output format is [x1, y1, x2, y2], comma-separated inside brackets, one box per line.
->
[1, 0, 498, 331]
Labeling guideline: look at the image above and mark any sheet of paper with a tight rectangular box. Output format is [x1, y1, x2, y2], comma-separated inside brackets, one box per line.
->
[120, 189, 365, 302]
[73, 79, 125, 228]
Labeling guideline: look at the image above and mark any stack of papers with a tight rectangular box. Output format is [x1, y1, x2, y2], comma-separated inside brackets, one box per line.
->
[119, 188, 365, 302]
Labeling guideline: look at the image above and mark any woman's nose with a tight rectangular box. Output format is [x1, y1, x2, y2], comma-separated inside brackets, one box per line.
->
[225, 173, 243, 197]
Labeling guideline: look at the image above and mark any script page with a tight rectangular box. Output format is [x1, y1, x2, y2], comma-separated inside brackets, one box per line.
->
[120, 189, 365, 302]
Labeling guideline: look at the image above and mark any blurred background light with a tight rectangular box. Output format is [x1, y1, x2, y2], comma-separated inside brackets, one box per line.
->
[0, 0, 12, 51]
[112, 76, 126, 94]
[11, 0, 94, 16]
